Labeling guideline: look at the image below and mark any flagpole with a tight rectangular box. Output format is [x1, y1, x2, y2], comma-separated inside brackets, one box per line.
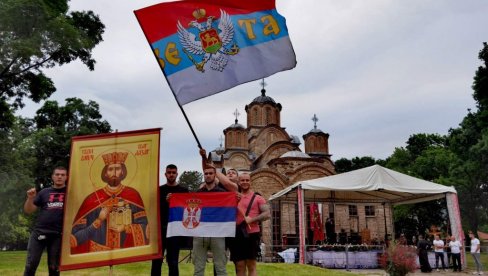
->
[134, 12, 202, 149]
[175, 101, 203, 149]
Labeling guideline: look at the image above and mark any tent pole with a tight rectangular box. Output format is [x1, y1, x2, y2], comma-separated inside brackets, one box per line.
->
[445, 192, 465, 269]
[382, 202, 388, 244]
[297, 186, 306, 264]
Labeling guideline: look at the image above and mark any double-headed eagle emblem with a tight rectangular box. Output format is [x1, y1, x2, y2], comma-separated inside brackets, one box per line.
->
[177, 9, 239, 72]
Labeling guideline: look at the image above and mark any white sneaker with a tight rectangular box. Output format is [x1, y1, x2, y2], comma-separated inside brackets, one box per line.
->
[473, 272, 478, 275]
[479, 272, 484, 275]
[437, 269, 440, 272]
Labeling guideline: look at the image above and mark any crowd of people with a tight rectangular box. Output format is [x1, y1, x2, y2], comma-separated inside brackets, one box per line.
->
[401, 232, 483, 274]
[23, 148, 270, 276]
[21, 150, 486, 276]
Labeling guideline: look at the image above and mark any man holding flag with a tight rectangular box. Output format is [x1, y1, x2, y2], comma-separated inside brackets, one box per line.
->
[192, 166, 229, 276]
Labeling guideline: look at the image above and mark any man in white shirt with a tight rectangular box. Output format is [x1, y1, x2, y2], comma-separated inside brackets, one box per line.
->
[469, 231, 483, 275]
[433, 235, 447, 271]
[449, 235, 462, 272]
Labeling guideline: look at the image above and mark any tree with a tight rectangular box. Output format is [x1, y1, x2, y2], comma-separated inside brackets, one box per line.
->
[383, 133, 455, 238]
[445, 42, 488, 232]
[334, 156, 380, 173]
[31, 97, 111, 187]
[179, 171, 203, 192]
[472, 42, 488, 111]
[394, 201, 447, 240]
[405, 133, 446, 157]
[0, 97, 111, 249]
[0, 118, 36, 249]
[0, 0, 105, 128]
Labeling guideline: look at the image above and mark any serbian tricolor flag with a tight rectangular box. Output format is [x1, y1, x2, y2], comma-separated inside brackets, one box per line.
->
[167, 192, 237, 237]
[134, 0, 296, 105]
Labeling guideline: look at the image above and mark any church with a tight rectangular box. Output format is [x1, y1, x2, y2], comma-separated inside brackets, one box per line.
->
[207, 87, 392, 257]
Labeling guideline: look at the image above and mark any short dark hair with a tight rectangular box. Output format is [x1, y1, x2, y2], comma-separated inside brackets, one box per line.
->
[227, 168, 238, 176]
[166, 164, 177, 170]
[52, 166, 68, 174]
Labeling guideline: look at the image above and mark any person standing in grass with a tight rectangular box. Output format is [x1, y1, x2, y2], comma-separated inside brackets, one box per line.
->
[151, 164, 188, 276]
[469, 231, 484, 275]
[229, 173, 270, 276]
[449, 235, 462, 272]
[23, 167, 67, 276]
[433, 234, 447, 272]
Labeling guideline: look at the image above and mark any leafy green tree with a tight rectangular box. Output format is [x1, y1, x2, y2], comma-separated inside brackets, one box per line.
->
[178, 171, 203, 192]
[31, 98, 111, 187]
[334, 156, 379, 173]
[445, 42, 488, 232]
[405, 133, 446, 157]
[0, 118, 36, 249]
[0, 0, 105, 128]
[472, 42, 488, 111]
[394, 201, 447, 240]
[384, 133, 456, 237]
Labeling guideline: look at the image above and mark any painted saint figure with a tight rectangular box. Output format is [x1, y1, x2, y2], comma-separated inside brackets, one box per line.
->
[70, 152, 149, 254]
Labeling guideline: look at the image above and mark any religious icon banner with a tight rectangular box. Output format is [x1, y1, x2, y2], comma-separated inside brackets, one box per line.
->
[134, 0, 296, 105]
[60, 128, 161, 271]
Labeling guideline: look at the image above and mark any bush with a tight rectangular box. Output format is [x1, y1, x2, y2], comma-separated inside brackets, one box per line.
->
[379, 242, 417, 276]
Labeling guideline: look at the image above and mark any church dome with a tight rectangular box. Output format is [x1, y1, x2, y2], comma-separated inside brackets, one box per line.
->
[227, 121, 245, 129]
[251, 89, 276, 105]
[280, 151, 311, 158]
[307, 127, 324, 134]
[290, 135, 301, 145]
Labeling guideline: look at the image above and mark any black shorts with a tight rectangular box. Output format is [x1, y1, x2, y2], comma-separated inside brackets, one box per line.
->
[229, 233, 260, 262]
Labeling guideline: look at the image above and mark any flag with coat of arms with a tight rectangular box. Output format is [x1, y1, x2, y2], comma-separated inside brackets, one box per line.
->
[167, 192, 237, 237]
[134, 0, 296, 105]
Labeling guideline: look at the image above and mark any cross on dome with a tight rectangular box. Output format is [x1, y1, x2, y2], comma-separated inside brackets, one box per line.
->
[312, 114, 319, 129]
[233, 108, 240, 124]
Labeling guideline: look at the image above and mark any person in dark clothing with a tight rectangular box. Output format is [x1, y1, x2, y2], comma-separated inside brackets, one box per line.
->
[417, 235, 432, 273]
[151, 164, 189, 276]
[325, 218, 336, 244]
[23, 167, 68, 276]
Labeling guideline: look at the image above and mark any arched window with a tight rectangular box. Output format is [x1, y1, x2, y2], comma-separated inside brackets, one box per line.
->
[253, 108, 259, 125]
[265, 107, 271, 125]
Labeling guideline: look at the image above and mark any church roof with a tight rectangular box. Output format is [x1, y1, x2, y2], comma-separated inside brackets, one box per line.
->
[307, 127, 324, 134]
[209, 151, 222, 162]
[227, 122, 245, 129]
[290, 135, 301, 145]
[251, 89, 276, 104]
[280, 151, 311, 158]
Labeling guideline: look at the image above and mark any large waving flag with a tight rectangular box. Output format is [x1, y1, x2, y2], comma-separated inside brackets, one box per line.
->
[167, 192, 237, 237]
[134, 0, 296, 105]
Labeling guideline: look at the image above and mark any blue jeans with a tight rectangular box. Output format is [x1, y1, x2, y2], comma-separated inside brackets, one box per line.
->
[24, 231, 61, 276]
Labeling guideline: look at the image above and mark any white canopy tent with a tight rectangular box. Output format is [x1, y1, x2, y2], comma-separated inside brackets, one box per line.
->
[269, 165, 464, 265]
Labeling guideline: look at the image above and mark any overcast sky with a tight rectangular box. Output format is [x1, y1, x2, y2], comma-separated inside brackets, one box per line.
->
[18, 0, 488, 178]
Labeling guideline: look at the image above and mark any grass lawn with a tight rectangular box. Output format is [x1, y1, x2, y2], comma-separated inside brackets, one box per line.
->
[0, 251, 356, 276]
[3, 250, 486, 275]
